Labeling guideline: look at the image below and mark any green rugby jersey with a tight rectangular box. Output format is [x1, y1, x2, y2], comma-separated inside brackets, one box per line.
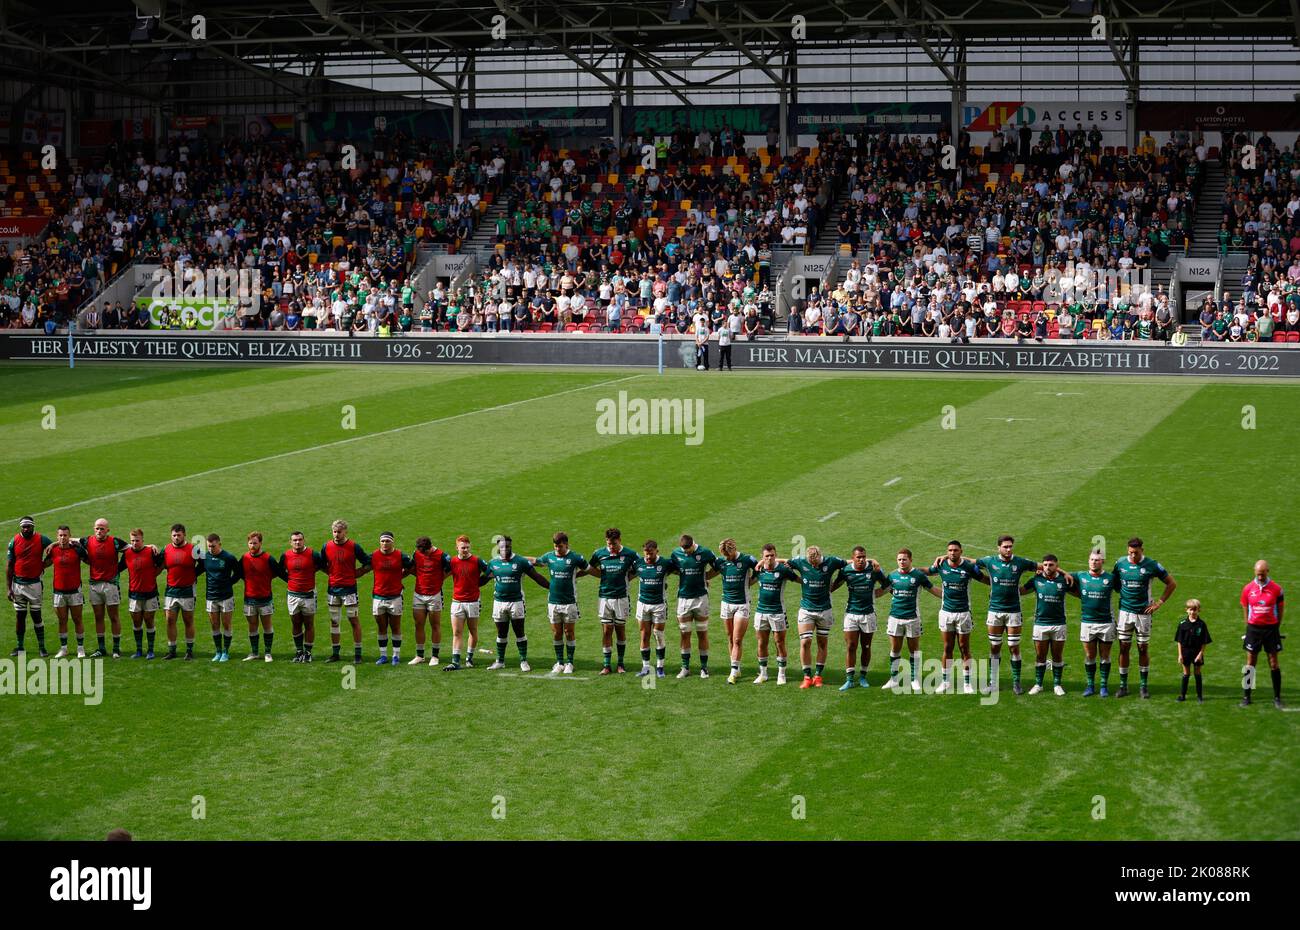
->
[197, 549, 242, 601]
[535, 550, 588, 605]
[886, 568, 933, 619]
[488, 554, 532, 602]
[1073, 570, 1117, 623]
[1027, 573, 1069, 624]
[838, 564, 888, 615]
[925, 558, 984, 613]
[1112, 556, 1169, 613]
[671, 547, 718, 599]
[755, 563, 800, 614]
[788, 555, 847, 611]
[977, 554, 1038, 613]
[589, 546, 639, 599]
[716, 553, 758, 604]
[634, 556, 677, 606]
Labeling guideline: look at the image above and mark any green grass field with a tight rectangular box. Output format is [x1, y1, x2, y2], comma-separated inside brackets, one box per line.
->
[1, 362, 1297, 840]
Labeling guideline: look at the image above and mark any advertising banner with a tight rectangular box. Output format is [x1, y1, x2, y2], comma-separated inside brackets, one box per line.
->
[0, 217, 52, 238]
[624, 104, 780, 136]
[794, 102, 949, 134]
[463, 106, 611, 136]
[306, 110, 453, 146]
[1136, 101, 1300, 133]
[5, 333, 1299, 378]
[962, 101, 1126, 134]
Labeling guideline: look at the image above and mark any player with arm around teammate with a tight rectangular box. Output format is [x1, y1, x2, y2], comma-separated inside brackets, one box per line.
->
[409, 537, 451, 666]
[8, 517, 53, 657]
[976, 535, 1039, 695]
[831, 546, 889, 690]
[371, 532, 415, 666]
[1112, 536, 1177, 699]
[1070, 549, 1118, 697]
[78, 519, 128, 658]
[487, 535, 549, 671]
[787, 545, 849, 688]
[445, 535, 491, 671]
[633, 539, 678, 678]
[1020, 554, 1073, 695]
[533, 532, 588, 675]
[320, 519, 372, 664]
[120, 528, 165, 659]
[712, 538, 758, 684]
[750, 544, 799, 684]
[241, 531, 282, 662]
[881, 548, 941, 692]
[925, 540, 989, 694]
[198, 533, 243, 663]
[670, 534, 720, 679]
[44, 526, 88, 658]
[279, 531, 326, 663]
[587, 528, 639, 676]
[161, 523, 203, 660]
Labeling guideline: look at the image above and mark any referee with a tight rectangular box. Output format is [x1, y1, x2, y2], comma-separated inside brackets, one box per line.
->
[1240, 559, 1284, 708]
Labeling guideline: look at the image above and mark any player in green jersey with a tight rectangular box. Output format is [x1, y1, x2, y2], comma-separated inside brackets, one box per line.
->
[585, 528, 639, 675]
[1112, 536, 1177, 698]
[787, 546, 849, 688]
[1020, 554, 1074, 695]
[532, 532, 589, 674]
[487, 535, 549, 671]
[925, 540, 989, 694]
[750, 544, 800, 684]
[975, 535, 1039, 695]
[830, 546, 889, 690]
[670, 534, 719, 678]
[199, 534, 243, 663]
[1070, 549, 1119, 697]
[711, 538, 759, 684]
[882, 548, 940, 691]
[633, 540, 679, 678]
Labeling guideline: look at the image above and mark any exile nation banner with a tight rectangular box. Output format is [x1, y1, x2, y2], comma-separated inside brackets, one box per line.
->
[3, 333, 1299, 378]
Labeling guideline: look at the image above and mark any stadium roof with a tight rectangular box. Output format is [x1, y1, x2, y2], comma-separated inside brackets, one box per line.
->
[2, 1, 1297, 103]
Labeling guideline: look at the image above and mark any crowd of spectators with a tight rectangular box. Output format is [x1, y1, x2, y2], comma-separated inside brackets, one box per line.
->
[4, 120, 1295, 344]
[2, 129, 508, 332]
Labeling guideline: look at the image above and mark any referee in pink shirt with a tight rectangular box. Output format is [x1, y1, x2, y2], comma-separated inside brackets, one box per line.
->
[1240, 559, 1285, 708]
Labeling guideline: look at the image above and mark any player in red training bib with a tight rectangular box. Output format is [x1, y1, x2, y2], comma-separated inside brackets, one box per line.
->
[444, 535, 490, 671]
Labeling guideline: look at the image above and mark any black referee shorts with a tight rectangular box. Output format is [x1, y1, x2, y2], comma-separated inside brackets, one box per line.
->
[1243, 624, 1283, 654]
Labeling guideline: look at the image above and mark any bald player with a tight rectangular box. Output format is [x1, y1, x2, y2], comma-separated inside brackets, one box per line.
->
[78, 518, 128, 658]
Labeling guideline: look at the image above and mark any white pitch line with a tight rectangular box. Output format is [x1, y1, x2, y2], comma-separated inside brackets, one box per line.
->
[1035, 391, 1084, 396]
[818, 511, 839, 522]
[11, 375, 640, 521]
[983, 417, 1036, 422]
[883, 476, 902, 487]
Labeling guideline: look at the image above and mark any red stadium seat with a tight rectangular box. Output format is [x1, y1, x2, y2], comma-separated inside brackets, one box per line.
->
[1032, 301, 1046, 313]
[539, 323, 553, 332]
[1288, 332, 1300, 343]
[563, 323, 578, 332]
